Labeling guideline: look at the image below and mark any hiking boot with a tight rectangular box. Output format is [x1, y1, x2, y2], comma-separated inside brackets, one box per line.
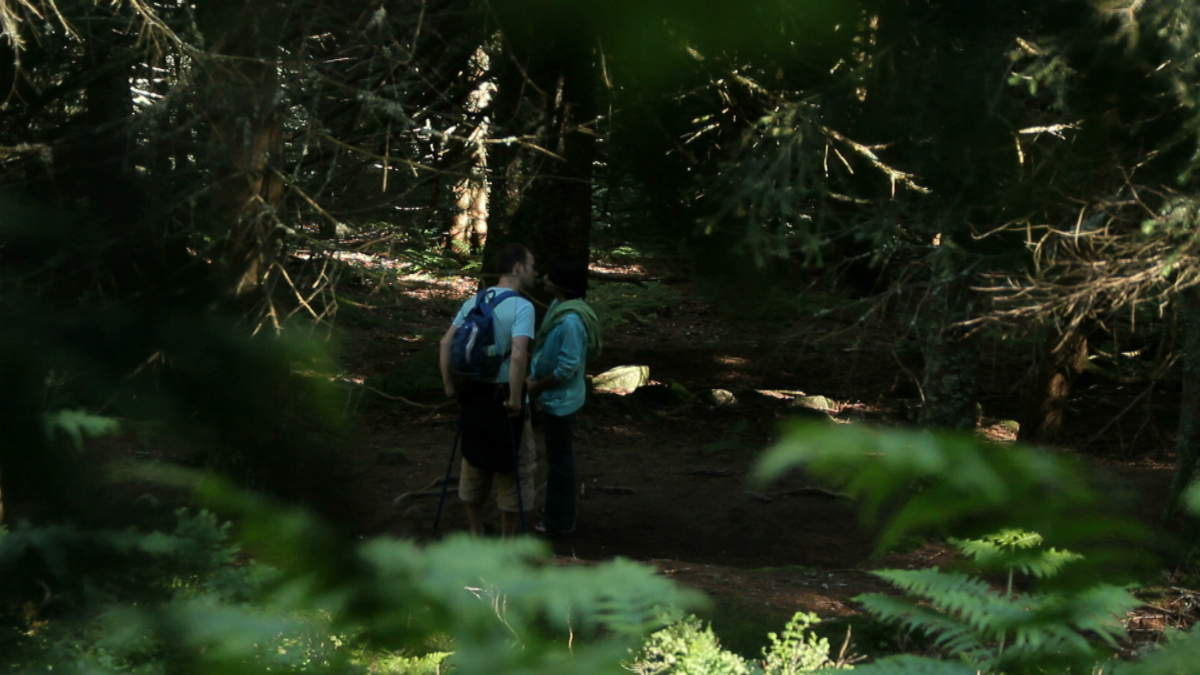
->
[533, 522, 576, 538]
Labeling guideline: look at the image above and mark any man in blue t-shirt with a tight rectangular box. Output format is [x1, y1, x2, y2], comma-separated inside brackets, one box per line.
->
[439, 243, 537, 536]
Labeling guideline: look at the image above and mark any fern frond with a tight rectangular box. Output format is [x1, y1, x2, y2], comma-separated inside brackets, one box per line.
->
[1029, 584, 1139, 648]
[857, 593, 988, 659]
[752, 423, 1141, 552]
[870, 569, 1026, 635]
[952, 530, 1083, 578]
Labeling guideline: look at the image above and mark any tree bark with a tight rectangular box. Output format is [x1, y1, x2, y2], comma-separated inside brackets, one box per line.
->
[446, 51, 495, 255]
[483, 25, 597, 280]
[83, 43, 134, 218]
[1018, 317, 1095, 445]
[920, 249, 980, 431]
[196, 0, 286, 299]
[1167, 285, 1200, 519]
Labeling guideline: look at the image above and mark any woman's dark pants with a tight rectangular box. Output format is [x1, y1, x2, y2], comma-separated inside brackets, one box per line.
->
[541, 412, 577, 532]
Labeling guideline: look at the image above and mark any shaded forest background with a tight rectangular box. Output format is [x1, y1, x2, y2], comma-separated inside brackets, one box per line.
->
[9, 0, 1200, 673]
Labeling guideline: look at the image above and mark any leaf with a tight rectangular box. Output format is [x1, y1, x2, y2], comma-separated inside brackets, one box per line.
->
[751, 422, 1147, 555]
[44, 409, 120, 450]
[1183, 481, 1200, 516]
[952, 530, 1083, 577]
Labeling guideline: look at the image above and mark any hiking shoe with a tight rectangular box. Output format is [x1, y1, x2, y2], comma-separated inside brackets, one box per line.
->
[533, 522, 576, 538]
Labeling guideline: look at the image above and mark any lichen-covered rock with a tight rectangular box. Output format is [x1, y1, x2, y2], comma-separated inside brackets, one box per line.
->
[704, 389, 737, 406]
[790, 395, 834, 411]
[592, 365, 651, 392]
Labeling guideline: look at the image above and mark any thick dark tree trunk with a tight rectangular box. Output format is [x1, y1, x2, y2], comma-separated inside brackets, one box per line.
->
[1018, 317, 1095, 445]
[197, 0, 286, 299]
[920, 249, 980, 431]
[483, 27, 597, 281]
[0, 353, 78, 524]
[1167, 286, 1200, 520]
[83, 45, 134, 218]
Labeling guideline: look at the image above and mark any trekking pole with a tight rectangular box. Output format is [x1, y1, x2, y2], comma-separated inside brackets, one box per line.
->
[431, 415, 463, 537]
[509, 411, 528, 534]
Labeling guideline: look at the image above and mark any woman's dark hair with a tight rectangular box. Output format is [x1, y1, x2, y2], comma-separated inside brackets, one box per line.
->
[546, 257, 588, 299]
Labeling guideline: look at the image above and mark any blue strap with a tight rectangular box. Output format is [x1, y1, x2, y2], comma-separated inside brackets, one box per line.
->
[482, 289, 518, 309]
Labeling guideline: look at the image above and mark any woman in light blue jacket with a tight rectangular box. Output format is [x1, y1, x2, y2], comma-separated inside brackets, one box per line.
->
[526, 258, 601, 537]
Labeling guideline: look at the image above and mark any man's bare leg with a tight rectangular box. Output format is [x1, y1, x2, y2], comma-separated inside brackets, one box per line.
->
[500, 510, 522, 537]
[465, 501, 486, 535]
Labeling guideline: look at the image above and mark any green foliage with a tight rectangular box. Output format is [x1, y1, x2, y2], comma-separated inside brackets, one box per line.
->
[857, 564, 1138, 674]
[4, 471, 707, 674]
[43, 410, 121, 451]
[951, 529, 1082, 580]
[761, 612, 844, 675]
[1, 508, 283, 674]
[630, 615, 753, 675]
[752, 423, 1200, 675]
[751, 422, 1147, 561]
[589, 282, 682, 332]
[82, 469, 708, 675]
[363, 346, 443, 398]
[628, 612, 846, 675]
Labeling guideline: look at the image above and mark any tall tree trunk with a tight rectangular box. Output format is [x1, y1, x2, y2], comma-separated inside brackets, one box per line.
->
[1018, 316, 1095, 445]
[1167, 285, 1200, 520]
[0, 352, 77, 523]
[196, 0, 286, 299]
[83, 44, 134, 219]
[483, 27, 597, 279]
[446, 50, 495, 255]
[920, 248, 980, 431]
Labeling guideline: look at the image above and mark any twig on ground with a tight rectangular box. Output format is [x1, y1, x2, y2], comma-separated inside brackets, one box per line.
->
[591, 485, 636, 494]
[364, 385, 451, 409]
[393, 475, 458, 506]
[745, 487, 852, 502]
[684, 468, 737, 477]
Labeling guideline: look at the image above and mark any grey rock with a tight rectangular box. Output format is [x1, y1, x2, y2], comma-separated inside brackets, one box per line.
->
[705, 389, 737, 406]
[593, 365, 651, 392]
[790, 395, 835, 411]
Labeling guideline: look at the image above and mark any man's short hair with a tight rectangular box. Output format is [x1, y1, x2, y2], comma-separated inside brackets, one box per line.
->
[495, 243, 531, 276]
[547, 257, 588, 300]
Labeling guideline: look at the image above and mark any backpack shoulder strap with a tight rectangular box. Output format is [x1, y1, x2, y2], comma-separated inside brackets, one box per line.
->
[485, 289, 518, 308]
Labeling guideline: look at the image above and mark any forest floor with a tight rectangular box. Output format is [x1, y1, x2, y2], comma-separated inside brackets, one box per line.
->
[326, 248, 1193, 656]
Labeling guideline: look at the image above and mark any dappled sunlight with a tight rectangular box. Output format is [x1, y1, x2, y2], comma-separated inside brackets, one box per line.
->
[292, 248, 477, 301]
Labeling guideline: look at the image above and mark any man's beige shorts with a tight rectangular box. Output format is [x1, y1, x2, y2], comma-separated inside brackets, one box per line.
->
[458, 416, 537, 513]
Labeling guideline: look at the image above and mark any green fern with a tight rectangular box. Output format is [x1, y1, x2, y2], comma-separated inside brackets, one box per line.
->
[858, 562, 1139, 673]
[754, 423, 1146, 674]
[43, 409, 120, 450]
[951, 530, 1082, 580]
[752, 422, 1148, 562]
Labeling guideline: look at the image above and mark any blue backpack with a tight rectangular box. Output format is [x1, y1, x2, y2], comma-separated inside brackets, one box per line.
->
[451, 289, 518, 380]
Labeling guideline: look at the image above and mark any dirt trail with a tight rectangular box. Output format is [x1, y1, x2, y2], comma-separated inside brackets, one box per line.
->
[336, 263, 1178, 624]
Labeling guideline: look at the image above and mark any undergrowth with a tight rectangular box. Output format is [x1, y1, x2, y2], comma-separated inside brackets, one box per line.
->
[589, 282, 682, 332]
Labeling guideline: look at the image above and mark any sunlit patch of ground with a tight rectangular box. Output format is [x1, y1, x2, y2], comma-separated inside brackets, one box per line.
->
[977, 419, 1019, 443]
[590, 260, 648, 276]
[293, 248, 478, 301]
